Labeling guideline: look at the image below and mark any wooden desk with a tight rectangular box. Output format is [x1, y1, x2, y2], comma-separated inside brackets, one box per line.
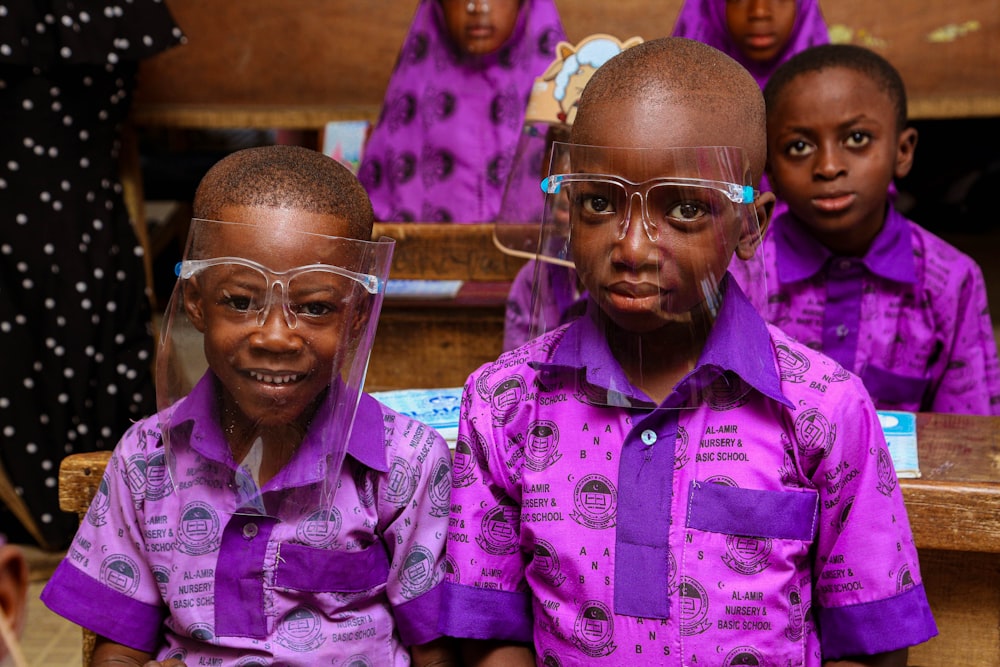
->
[57, 413, 1000, 666]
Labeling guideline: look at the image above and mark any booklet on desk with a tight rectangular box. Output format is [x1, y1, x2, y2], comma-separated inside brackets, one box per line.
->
[369, 387, 463, 445]
[385, 279, 464, 300]
[876, 410, 920, 478]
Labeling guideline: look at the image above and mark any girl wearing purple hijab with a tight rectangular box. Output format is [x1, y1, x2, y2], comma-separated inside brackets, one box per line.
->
[359, 0, 565, 222]
[671, 0, 829, 89]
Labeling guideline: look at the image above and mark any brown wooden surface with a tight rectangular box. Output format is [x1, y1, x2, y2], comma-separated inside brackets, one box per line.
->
[134, 0, 1000, 128]
[373, 223, 526, 282]
[57, 413, 1000, 666]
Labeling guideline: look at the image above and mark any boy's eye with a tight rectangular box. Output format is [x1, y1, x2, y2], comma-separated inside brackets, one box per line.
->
[667, 201, 707, 223]
[845, 131, 871, 148]
[582, 195, 614, 215]
[785, 140, 814, 157]
[291, 300, 340, 318]
[219, 290, 258, 313]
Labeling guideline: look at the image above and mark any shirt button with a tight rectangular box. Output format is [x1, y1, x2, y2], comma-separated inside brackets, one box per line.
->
[641, 429, 657, 446]
[836, 324, 850, 338]
[838, 259, 852, 271]
[242, 522, 258, 539]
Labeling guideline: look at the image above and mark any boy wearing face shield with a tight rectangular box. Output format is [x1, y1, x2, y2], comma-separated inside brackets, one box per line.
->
[41, 146, 456, 666]
[439, 38, 935, 666]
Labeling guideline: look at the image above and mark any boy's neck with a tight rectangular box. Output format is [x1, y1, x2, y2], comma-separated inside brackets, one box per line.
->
[221, 406, 312, 488]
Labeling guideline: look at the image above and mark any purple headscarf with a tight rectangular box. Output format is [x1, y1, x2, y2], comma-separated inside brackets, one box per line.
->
[359, 0, 566, 222]
[671, 0, 829, 88]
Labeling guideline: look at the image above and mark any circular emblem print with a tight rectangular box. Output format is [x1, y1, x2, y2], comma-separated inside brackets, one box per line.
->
[794, 408, 835, 460]
[399, 545, 438, 599]
[340, 656, 374, 667]
[385, 456, 418, 506]
[428, 456, 452, 518]
[525, 420, 562, 471]
[490, 376, 525, 426]
[571, 474, 617, 529]
[152, 565, 171, 597]
[723, 535, 773, 575]
[896, 564, 915, 593]
[678, 577, 711, 636]
[724, 646, 765, 666]
[296, 507, 342, 548]
[276, 606, 326, 652]
[706, 372, 752, 410]
[353, 466, 376, 507]
[476, 501, 520, 555]
[452, 436, 480, 488]
[176, 501, 221, 556]
[775, 342, 811, 383]
[532, 539, 566, 587]
[100, 554, 141, 596]
[571, 600, 617, 658]
[86, 475, 111, 527]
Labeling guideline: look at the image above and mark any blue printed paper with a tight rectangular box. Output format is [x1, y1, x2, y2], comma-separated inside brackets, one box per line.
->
[876, 410, 920, 478]
[370, 387, 463, 445]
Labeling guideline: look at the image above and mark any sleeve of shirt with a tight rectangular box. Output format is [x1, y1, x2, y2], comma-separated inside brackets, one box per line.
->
[503, 261, 535, 353]
[438, 377, 533, 642]
[378, 411, 453, 647]
[39, 420, 169, 653]
[808, 376, 938, 659]
[928, 257, 1000, 415]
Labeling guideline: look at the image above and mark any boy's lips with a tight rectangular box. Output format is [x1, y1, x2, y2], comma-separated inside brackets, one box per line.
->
[745, 34, 777, 50]
[812, 192, 856, 212]
[466, 24, 494, 39]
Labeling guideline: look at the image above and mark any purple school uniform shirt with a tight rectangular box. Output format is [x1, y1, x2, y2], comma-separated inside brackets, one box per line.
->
[734, 207, 1000, 415]
[358, 0, 565, 222]
[41, 373, 452, 665]
[504, 260, 586, 351]
[441, 277, 936, 664]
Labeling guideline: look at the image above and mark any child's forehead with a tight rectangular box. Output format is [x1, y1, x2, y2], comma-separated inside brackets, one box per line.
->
[769, 67, 896, 125]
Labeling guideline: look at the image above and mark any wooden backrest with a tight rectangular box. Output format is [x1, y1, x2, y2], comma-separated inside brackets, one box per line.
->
[134, 0, 1000, 128]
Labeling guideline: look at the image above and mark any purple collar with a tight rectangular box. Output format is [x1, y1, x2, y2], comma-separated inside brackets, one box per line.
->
[169, 373, 388, 489]
[542, 274, 790, 408]
[774, 206, 917, 284]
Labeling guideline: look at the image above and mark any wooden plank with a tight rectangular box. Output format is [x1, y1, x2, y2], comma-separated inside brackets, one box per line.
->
[132, 0, 1000, 127]
[57, 451, 111, 517]
[374, 223, 526, 282]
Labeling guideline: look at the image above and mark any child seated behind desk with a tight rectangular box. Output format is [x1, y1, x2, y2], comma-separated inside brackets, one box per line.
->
[740, 44, 1000, 415]
[439, 37, 936, 666]
[358, 0, 565, 222]
[41, 146, 456, 666]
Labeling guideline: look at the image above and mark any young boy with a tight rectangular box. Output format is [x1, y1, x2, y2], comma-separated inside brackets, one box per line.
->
[41, 146, 456, 666]
[439, 38, 937, 666]
[751, 44, 1000, 415]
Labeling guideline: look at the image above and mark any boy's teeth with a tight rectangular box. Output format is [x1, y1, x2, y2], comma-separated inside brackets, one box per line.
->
[250, 371, 298, 384]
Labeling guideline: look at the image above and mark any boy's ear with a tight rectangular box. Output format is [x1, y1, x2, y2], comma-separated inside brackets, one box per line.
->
[894, 127, 918, 180]
[0, 544, 28, 641]
[182, 277, 208, 333]
[736, 190, 775, 260]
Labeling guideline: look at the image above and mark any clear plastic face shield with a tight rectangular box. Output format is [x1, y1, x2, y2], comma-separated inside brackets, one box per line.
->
[526, 143, 768, 408]
[157, 218, 394, 518]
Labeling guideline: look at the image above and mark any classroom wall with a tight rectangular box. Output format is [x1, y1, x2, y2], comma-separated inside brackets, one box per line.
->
[135, 0, 1000, 122]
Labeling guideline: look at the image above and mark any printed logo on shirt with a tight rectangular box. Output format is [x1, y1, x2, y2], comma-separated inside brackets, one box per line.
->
[152, 565, 170, 597]
[896, 564, 915, 593]
[187, 623, 214, 642]
[235, 657, 269, 667]
[705, 475, 739, 487]
[353, 466, 376, 508]
[429, 455, 452, 518]
[876, 446, 897, 497]
[86, 475, 111, 527]
[385, 456, 419, 507]
[722, 535, 773, 575]
[533, 539, 566, 587]
[525, 419, 562, 471]
[675, 426, 690, 469]
[476, 500, 521, 555]
[834, 495, 855, 534]
[399, 544, 438, 599]
[678, 577, 712, 636]
[785, 585, 807, 641]
[570, 474, 617, 530]
[176, 501, 221, 556]
[443, 553, 460, 584]
[124, 453, 149, 510]
[723, 646, 765, 666]
[539, 649, 563, 666]
[339, 656, 374, 667]
[775, 342, 811, 383]
[706, 372, 752, 411]
[793, 408, 835, 461]
[490, 375, 526, 426]
[145, 448, 173, 501]
[276, 606, 326, 652]
[452, 433, 484, 488]
[571, 600, 617, 657]
[99, 554, 141, 596]
[164, 649, 187, 663]
[295, 507, 342, 548]
[668, 549, 679, 595]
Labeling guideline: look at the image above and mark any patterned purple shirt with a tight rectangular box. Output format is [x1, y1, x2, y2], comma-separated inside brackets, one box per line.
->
[41, 373, 452, 665]
[440, 278, 936, 665]
[733, 207, 1000, 415]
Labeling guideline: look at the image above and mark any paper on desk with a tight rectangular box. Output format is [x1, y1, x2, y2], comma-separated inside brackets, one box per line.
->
[370, 387, 464, 446]
[876, 410, 921, 479]
[385, 279, 464, 300]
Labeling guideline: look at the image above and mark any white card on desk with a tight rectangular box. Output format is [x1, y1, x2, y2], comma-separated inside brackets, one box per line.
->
[385, 279, 464, 300]
[370, 387, 464, 447]
[877, 410, 920, 479]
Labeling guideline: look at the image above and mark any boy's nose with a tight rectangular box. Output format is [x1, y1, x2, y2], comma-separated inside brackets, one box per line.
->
[747, 0, 773, 18]
[813, 144, 847, 180]
[613, 194, 659, 267]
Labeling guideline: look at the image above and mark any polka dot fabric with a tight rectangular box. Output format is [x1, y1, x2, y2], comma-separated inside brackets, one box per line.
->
[0, 1, 183, 549]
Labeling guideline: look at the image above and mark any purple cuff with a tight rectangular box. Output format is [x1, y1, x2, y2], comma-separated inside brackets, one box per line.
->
[394, 580, 445, 646]
[817, 584, 938, 659]
[439, 581, 533, 641]
[40, 559, 167, 653]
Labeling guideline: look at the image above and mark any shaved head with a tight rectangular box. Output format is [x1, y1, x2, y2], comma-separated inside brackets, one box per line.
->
[571, 37, 767, 182]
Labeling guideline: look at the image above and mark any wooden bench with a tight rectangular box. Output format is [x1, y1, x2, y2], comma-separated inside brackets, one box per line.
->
[57, 413, 1000, 666]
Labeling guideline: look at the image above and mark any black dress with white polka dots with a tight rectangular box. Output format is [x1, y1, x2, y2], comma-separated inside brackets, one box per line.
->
[0, 1, 183, 549]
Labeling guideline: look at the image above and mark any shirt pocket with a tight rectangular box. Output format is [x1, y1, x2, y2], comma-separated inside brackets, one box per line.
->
[274, 542, 390, 593]
[861, 364, 930, 408]
[686, 482, 818, 541]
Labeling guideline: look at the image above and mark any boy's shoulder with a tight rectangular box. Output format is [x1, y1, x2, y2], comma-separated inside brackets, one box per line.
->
[906, 216, 984, 275]
[365, 392, 451, 471]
